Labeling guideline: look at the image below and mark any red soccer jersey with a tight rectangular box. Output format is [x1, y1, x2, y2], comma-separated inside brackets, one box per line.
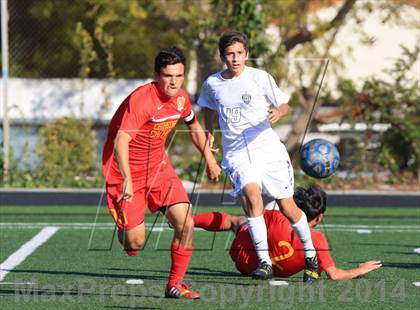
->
[230, 210, 335, 277]
[102, 82, 195, 184]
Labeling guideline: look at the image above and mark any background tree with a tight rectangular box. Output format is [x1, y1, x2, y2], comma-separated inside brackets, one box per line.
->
[4, 0, 418, 188]
[326, 45, 420, 184]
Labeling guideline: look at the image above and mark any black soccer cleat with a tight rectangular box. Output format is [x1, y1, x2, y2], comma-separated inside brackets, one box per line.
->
[251, 261, 273, 280]
[303, 255, 320, 283]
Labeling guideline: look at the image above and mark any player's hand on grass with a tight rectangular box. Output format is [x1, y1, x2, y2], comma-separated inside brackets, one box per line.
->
[358, 260, 382, 275]
[118, 178, 134, 202]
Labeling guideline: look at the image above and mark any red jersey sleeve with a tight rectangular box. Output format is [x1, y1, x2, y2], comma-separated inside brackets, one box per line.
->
[179, 92, 195, 124]
[119, 89, 153, 139]
[313, 231, 335, 273]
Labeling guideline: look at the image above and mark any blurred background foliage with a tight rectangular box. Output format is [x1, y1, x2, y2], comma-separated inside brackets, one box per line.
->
[1, 0, 419, 188]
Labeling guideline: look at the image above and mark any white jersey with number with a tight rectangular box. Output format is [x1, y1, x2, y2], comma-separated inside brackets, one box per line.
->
[198, 66, 290, 169]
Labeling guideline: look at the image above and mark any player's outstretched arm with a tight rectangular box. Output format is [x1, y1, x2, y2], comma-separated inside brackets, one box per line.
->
[203, 108, 217, 135]
[325, 260, 382, 280]
[114, 130, 133, 202]
[186, 120, 221, 182]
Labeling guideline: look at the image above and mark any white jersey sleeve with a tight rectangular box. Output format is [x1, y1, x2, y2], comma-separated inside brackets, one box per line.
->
[258, 72, 290, 107]
[197, 79, 217, 111]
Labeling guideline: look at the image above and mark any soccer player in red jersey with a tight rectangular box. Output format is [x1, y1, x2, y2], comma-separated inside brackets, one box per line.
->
[194, 185, 382, 280]
[102, 47, 221, 299]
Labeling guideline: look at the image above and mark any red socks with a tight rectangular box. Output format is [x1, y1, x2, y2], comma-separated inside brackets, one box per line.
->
[167, 242, 192, 288]
[193, 212, 229, 231]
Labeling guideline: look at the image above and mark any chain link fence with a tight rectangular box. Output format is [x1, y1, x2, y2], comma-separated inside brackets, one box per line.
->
[2, 1, 119, 187]
[1, 0, 419, 189]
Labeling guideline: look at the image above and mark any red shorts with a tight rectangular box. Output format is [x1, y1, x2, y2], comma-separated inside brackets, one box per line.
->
[106, 164, 189, 230]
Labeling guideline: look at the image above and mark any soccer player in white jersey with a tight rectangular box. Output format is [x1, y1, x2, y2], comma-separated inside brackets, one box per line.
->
[198, 31, 319, 282]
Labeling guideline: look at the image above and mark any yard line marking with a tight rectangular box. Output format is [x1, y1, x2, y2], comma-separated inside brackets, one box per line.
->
[0, 223, 119, 228]
[1, 223, 420, 233]
[269, 280, 288, 286]
[322, 224, 420, 229]
[1, 223, 420, 228]
[322, 229, 420, 233]
[414, 248, 420, 254]
[2, 227, 420, 233]
[0, 227, 59, 282]
[126, 279, 144, 285]
[0, 282, 36, 285]
[356, 229, 372, 234]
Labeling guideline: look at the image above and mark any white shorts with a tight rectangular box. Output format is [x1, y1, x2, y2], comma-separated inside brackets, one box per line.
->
[224, 156, 294, 199]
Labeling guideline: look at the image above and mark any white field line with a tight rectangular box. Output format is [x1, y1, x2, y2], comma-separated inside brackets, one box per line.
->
[0, 227, 59, 282]
[0, 282, 36, 285]
[0, 223, 420, 233]
[1, 223, 419, 228]
[320, 224, 420, 228]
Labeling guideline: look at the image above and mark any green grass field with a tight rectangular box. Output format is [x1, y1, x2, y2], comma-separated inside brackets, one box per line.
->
[0, 204, 419, 309]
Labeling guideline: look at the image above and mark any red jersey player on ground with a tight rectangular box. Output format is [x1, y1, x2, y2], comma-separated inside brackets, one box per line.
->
[102, 47, 221, 299]
[194, 185, 382, 280]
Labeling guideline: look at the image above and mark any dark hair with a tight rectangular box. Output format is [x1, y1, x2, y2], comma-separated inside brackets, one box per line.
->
[218, 31, 249, 56]
[154, 46, 186, 73]
[293, 185, 327, 221]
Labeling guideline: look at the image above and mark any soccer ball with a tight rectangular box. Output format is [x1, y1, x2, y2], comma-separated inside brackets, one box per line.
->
[299, 139, 340, 179]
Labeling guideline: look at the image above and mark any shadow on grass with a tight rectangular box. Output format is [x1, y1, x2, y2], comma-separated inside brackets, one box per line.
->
[5, 269, 167, 281]
[103, 267, 257, 286]
[384, 251, 420, 255]
[103, 267, 306, 284]
[381, 262, 420, 269]
[0, 288, 163, 300]
[325, 215, 419, 220]
[104, 267, 240, 278]
[104, 307, 160, 310]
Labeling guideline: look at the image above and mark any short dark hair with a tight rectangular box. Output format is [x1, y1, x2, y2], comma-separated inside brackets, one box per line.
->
[293, 185, 327, 221]
[218, 31, 249, 56]
[154, 46, 186, 73]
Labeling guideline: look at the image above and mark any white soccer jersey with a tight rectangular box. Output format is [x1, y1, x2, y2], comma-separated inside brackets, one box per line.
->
[198, 66, 290, 169]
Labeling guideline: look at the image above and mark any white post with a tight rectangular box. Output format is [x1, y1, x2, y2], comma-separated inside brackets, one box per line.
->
[1, 0, 10, 185]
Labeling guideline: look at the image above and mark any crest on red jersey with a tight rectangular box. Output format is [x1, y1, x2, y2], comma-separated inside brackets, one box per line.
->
[177, 96, 185, 111]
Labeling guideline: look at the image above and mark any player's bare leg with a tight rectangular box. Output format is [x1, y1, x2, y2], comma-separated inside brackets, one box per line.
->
[117, 223, 145, 256]
[242, 183, 273, 280]
[166, 203, 194, 248]
[164, 203, 199, 299]
[276, 197, 319, 283]
[241, 183, 264, 216]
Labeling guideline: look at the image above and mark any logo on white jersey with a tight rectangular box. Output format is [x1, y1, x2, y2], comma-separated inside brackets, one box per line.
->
[241, 93, 251, 104]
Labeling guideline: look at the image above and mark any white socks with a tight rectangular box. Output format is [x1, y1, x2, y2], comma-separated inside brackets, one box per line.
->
[247, 215, 272, 266]
[291, 211, 316, 258]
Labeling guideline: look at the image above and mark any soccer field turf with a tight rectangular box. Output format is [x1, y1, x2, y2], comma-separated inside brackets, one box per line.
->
[0, 205, 419, 309]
